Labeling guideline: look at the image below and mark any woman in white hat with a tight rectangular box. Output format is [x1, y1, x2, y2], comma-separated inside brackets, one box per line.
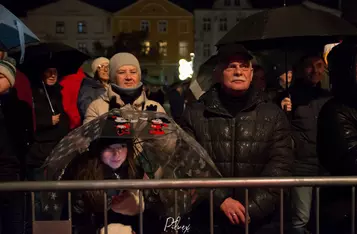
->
[84, 53, 165, 124]
[78, 57, 110, 121]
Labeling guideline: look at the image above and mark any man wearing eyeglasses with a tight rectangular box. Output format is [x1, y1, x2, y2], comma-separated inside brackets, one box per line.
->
[179, 45, 293, 234]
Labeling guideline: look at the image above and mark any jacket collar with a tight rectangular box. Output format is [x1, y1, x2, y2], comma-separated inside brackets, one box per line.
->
[200, 84, 263, 117]
[82, 77, 107, 89]
[101, 84, 147, 109]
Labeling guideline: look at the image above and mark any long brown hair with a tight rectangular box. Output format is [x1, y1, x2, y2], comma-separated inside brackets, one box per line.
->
[71, 140, 137, 212]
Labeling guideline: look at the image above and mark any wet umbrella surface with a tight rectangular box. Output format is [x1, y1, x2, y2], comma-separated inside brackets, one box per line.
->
[42, 107, 222, 219]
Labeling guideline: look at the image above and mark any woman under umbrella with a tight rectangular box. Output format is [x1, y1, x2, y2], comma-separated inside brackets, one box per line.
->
[42, 108, 222, 234]
[27, 62, 70, 177]
[61, 137, 144, 234]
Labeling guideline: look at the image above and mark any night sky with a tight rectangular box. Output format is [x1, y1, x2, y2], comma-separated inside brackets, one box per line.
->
[0, 0, 340, 17]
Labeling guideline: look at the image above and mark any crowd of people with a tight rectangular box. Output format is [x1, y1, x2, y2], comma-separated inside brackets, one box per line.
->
[0, 41, 356, 234]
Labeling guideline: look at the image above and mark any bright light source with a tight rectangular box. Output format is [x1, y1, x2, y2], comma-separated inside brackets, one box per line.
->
[178, 58, 193, 80]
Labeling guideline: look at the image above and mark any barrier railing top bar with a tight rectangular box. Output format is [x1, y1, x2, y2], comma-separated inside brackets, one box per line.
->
[2, 177, 357, 191]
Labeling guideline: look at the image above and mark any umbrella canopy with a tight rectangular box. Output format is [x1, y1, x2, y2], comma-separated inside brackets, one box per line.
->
[10, 42, 90, 80]
[217, 4, 357, 50]
[43, 107, 222, 217]
[0, 5, 40, 62]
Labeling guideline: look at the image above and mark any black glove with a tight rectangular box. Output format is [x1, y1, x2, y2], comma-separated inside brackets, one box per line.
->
[146, 104, 158, 111]
[109, 96, 122, 110]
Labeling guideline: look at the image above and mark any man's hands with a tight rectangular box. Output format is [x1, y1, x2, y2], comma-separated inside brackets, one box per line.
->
[281, 98, 292, 112]
[220, 197, 246, 225]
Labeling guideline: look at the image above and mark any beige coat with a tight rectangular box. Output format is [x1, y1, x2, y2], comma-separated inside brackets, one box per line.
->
[84, 85, 165, 124]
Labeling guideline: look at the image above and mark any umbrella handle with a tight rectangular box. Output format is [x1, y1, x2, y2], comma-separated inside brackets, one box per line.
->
[42, 81, 56, 115]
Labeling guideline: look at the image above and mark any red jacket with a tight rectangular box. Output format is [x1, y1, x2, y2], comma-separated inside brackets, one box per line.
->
[60, 68, 85, 129]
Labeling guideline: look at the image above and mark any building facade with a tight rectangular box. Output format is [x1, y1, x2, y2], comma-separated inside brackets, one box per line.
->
[193, 0, 261, 72]
[23, 0, 112, 55]
[112, 0, 194, 83]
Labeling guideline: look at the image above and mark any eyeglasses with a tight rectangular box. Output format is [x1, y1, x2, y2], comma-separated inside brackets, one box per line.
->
[98, 64, 109, 71]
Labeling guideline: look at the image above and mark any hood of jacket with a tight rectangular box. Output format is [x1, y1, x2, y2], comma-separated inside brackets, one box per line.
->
[328, 43, 357, 104]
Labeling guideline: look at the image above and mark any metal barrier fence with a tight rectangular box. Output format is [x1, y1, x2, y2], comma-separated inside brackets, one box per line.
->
[2, 176, 357, 234]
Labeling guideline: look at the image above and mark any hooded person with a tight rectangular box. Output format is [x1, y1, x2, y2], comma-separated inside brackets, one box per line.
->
[84, 53, 165, 124]
[27, 60, 70, 171]
[317, 42, 357, 234]
[77, 57, 110, 121]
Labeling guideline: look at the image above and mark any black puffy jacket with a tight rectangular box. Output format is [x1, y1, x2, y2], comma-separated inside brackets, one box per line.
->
[289, 82, 330, 175]
[180, 85, 293, 233]
[317, 43, 357, 233]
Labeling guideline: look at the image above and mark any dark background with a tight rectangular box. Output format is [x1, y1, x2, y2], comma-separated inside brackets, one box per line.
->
[0, 0, 340, 16]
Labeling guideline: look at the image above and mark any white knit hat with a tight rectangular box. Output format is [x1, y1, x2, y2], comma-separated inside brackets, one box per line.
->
[91, 57, 109, 74]
[109, 53, 141, 83]
[0, 57, 16, 87]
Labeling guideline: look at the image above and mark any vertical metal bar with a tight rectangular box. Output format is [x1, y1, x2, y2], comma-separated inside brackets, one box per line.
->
[352, 186, 355, 234]
[245, 189, 249, 234]
[139, 190, 144, 234]
[31, 192, 35, 222]
[104, 191, 108, 234]
[315, 187, 320, 234]
[209, 190, 214, 234]
[280, 188, 284, 234]
[67, 192, 72, 221]
[174, 190, 178, 234]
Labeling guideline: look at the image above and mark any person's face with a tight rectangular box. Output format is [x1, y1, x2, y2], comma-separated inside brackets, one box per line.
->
[304, 57, 326, 85]
[0, 73, 11, 95]
[115, 65, 140, 88]
[253, 69, 266, 90]
[279, 71, 293, 86]
[101, 143, 128, 169]
[150, 85, 160, 93]
[221, 57, 253, 93]
[97, 63, 109, 82]
[43, 68, 58, 86]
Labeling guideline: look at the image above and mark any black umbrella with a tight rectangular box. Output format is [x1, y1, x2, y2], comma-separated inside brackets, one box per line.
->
[10, 42, 90, 79]
[217, 4, 357, 50]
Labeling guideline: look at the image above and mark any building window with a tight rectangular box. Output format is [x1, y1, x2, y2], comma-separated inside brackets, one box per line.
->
[203, 18, 211, 32]
[158, 41, 168, 56]
[158, 20, 168, 33]
[203, 44, 211, 57]
[219, 18, 228, 31]
[179, 41, 188, 57]
[140, 20, 150, 32]
[141, 41, 151, 55]
[179, 21, 188, 33]
[77, 21, 87, 34]
[120, 20, 130, 33]
[235, 0, 240, 6]
[224, 0, 231, 6]
[56, 21, 65, 34]
[78, 42, 87, 52]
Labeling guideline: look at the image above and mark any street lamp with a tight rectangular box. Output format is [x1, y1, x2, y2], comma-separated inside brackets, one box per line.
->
[178, 53, 194, 81]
